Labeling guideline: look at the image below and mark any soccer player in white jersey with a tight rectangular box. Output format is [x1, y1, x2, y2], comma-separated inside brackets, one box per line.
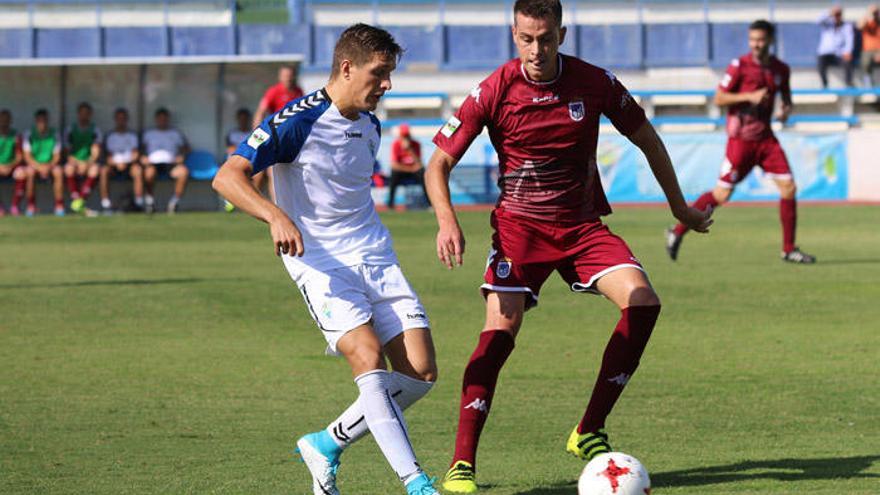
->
[212, 24, 440, 495]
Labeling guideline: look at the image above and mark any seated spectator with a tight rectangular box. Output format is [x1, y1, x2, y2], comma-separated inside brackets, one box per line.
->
[0, 109, 26, 217]
[860, 4, 880, 87]
[100, 107, 142, 212]
[386, 123, 429, 210]
[22, 109, 64, 216]
[140, 107, 189, 214]
[226, 108, 252, 156]
[817, 6, 855, 88]
[63, 102, 102, 214]
[222, 108, 253, 212]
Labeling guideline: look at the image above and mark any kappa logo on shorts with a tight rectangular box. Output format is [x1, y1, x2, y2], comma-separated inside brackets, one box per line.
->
[568, 101, 585, 122]
[496, 258, 512, 279]
[406, 312, 426, 320]
[321, 301, 332, 319]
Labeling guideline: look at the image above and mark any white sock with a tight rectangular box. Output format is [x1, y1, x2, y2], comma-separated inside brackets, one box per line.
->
[354, 370, 421, 482]
[327, 371, 433, 449]
[134, 196, 144, 207]
[101, 198, 111, 209]
[145, 195, 154, 206]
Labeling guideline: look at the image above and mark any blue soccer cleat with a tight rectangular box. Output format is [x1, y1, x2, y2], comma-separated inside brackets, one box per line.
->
[406, 472, 439, 495]
[295, 431, 342, 495]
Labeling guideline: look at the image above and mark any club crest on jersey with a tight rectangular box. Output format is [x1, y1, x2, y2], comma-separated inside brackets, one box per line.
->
[247, 128, 269, 149]
[496, 258, 512, 279]
[568, 101, 585, 122]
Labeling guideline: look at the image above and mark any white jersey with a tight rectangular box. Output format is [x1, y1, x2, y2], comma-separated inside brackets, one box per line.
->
[234, 88, 396, 281]
[105, 130, 139, 163]
[142, 128, 186, 164]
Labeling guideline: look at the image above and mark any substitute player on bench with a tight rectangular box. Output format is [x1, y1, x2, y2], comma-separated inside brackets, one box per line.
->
[213, 24, 440, 495]
[425, 0, 712, 491]
[666, 20, 816, 264]
[63, 102, 102, 214]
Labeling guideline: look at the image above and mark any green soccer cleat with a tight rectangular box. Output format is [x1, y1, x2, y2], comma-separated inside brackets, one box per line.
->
[442, 460, 477, 493]
[566, 427, 611, 461]
[70, 198, 85, 213]
[224, 200, 235, 213]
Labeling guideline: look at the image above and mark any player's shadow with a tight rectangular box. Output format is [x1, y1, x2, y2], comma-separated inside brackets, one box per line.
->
[815, 258, 880, 266]
[510, 455, 880, 494]
[0, 277, 232, 289]
[651, 455, 880, 488]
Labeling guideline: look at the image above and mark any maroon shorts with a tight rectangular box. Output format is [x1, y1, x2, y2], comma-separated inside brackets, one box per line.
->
[482, 210, 646, 310]
[718, 137, 792, 187]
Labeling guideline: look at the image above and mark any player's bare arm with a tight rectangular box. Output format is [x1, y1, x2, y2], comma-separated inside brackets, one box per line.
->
[23, 149, 36, 167]
[213, 154, 304, 257]
[90, 143, 101, 163]
[714, 87, 767, 107]
[628, 121, 713, 233]
[425, 147, 465, 269]
[777, 74, 793, 123]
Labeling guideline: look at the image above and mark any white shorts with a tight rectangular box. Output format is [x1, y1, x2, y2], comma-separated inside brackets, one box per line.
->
[293, 263, 430, 355]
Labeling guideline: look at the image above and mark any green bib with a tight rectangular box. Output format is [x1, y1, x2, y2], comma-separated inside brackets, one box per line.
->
[29, 127, 57, 164]
[69, 123, 96, 161]
[0, 129, 16, 165]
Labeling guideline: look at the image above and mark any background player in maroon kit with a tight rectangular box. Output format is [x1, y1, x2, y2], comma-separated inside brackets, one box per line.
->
[666, 20, 816, 264]
[425, 0, 713, 492]
[252, 65, 305, 198]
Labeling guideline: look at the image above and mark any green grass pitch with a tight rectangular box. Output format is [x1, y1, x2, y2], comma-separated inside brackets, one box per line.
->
[1, 205, 878, 494]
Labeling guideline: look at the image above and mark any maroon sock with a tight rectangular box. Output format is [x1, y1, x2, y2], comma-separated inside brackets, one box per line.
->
[780, 198, 796, 253]
[81, 176, 97, 197]
[673, 192, 718, 236]
[66, 176, 80, 199]
[12, 179, 26, 207]
[578, 305, 661, 434]
[452, 330, 515, 467]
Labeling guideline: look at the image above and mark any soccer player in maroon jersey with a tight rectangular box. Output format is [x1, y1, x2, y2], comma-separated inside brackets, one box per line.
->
[425, 0, 713, 491]
[666, 20, 816, 264]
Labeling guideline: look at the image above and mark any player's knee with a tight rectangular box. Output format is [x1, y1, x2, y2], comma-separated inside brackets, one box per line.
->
[712, 187, 731, 204]
[412, 363, 437, 383]
[627, 286, 661, 307]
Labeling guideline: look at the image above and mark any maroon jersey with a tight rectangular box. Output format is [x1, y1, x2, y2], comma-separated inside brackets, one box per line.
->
[719, 54, 791, 141]
[433, 55, 647, 223]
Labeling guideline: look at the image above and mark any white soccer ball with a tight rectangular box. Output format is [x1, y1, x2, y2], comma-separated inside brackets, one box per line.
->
[578, 452, 651, 495]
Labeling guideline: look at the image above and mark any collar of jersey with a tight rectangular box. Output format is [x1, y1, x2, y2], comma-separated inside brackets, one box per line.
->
[520, 54, 563, 86]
